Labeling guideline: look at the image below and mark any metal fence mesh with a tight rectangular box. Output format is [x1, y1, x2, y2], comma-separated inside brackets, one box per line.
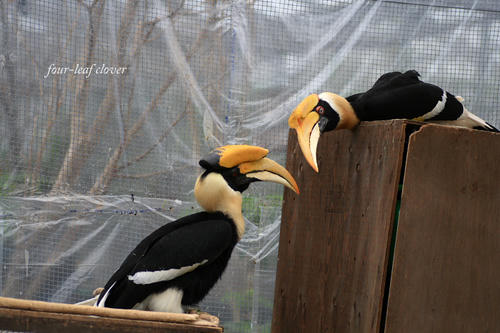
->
[1, 1, 499, 332]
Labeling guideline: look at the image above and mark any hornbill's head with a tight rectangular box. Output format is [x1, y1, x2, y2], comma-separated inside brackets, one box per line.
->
[197, 145, 299, 194]
[288, 92, 360, 172]
[197, 145, 299, 193]
[195, 145, 299, 238]
[194, 145, 298, 229]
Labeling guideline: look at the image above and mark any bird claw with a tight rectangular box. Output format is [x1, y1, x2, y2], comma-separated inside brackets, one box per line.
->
[93, 287, 104, 297]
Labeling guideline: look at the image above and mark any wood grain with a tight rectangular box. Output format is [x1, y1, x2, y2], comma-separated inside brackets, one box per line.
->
[272, 120, 407, 333]
[0, 296, 222, 332]
[386, 125, 500, 333]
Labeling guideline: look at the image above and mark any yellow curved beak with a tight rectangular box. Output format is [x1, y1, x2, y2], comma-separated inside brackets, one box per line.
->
[239, 157, 300, 194]
[288, 94, 321, 172]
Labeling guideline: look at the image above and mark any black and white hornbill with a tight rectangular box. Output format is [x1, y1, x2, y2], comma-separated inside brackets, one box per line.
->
[95, 145, 299, 312]
[289, 70, 499, 172]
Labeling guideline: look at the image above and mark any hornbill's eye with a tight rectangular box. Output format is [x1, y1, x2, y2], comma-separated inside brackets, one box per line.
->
[315, 105, 325, 115]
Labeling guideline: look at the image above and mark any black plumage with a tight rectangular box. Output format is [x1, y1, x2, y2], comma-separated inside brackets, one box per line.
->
[347, 70, 498, 131]
[97, 212, 237, 310]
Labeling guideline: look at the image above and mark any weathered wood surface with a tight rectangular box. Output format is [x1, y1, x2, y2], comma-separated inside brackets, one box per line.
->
[386, 125, 500, 333]
[272, 120, 407, 333]
[0, 296, 222, 333]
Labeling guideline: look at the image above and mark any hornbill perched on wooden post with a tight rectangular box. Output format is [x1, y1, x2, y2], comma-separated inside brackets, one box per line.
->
[96, 145, 299, 312]
[289, 70, 499, 172]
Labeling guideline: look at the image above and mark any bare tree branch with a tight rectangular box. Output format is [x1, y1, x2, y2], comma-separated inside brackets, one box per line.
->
[51, 0, 106, 193]
[26, 2, 82, 194]
[115, 106, 187, 172]
[115, 169, 176, 179]
[89, 18, 210, 195]
[88, 71, 176, 195]
[167, 0, 186, 19]
[0, 2, 20, 169]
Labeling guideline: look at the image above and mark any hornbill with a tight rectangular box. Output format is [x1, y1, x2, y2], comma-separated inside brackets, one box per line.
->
[96, 145, 299, 312]
[289, 70, 499, 172]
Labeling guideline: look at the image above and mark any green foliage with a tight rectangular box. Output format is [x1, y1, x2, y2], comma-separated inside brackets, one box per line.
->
[0, 170, 27, 196]
[44, 134, 70, 173]
[0, 133, 70, 195]
[222, 288, 274, 333]
[222, 289, 254, 310]
[242, 194, 283, 226]
[223, 317, 272, 333]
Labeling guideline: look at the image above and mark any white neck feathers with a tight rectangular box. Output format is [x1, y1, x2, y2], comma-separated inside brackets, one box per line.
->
[194, 173, 245, 239]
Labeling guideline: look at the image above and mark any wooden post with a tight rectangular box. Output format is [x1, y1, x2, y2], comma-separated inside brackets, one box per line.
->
[385, 125, 500, 332]
[272, 120, 407, 333]
[273, 121, 500, 333]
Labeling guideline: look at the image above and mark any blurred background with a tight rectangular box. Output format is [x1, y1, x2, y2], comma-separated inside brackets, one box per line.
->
[0, 1, 499, 332]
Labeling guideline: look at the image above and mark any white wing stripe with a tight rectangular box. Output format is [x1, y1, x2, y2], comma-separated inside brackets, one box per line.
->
[128, 259, 209, 285]
[416, 89, 447, 120]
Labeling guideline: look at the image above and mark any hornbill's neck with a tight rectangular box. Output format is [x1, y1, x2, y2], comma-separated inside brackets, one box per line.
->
[194, 172, 245, 239]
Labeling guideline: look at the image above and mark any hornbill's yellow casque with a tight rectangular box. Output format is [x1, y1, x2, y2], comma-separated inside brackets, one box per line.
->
[96, 145, 299, 312]
[289, 70, 499, 172]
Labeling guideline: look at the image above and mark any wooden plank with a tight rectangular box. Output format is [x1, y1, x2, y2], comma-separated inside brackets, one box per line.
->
[386, 125, 500, 333]
[0, 297, 222, 333]
[272, 120, 407, 333]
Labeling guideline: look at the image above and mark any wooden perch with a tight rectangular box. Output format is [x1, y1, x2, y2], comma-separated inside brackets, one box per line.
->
[0, 296, 222, 333]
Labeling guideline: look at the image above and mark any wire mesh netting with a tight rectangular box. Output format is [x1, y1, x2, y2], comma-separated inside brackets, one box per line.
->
[1, 0, 499, 332]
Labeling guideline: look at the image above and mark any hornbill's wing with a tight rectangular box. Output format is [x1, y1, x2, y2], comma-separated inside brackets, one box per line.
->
[371, 71, 406, 88]
[352, 72, 448, 121]
[346, 70, 418, 103]
[97, 214, 235, 308]
[366, 70, 421, 94]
